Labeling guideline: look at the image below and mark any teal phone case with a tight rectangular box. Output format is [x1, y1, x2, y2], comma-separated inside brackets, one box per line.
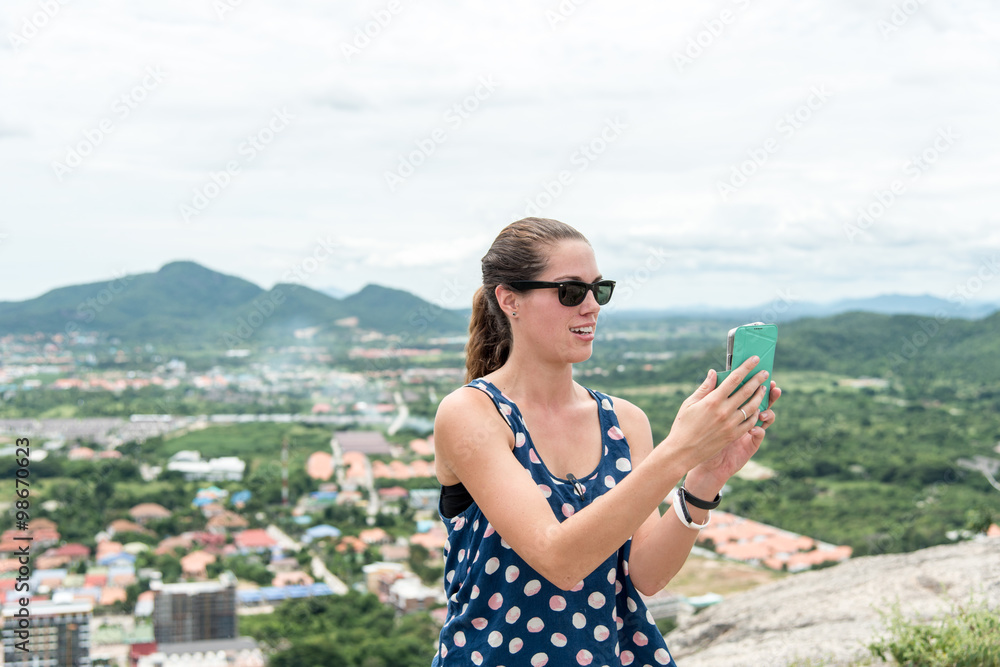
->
[715, 322, 777, 424]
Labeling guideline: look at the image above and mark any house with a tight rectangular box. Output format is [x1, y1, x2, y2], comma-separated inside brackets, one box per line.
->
[234, 529, 277, 553]
[180, 551, 217, 580]
[272, 571, 314, 587]
[206, 511, 249, 533]
[359, 528, 390, 546]
[334, 431, 393, 455]
[108, 519, 152, 538]
[306, 451, 334, 480]
[130, 503, 172, 525]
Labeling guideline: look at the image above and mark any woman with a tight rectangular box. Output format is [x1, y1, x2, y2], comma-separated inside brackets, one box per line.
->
[432, 218, 780, 666]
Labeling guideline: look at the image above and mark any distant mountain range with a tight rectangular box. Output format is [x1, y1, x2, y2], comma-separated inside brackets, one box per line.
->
[610, 294, 999, 322]
[0, 261, 468, 345]
[1, 261, 995, 346]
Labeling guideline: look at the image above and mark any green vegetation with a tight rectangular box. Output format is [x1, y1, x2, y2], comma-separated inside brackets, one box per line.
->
[868, 600, 1000, 666]
[240, 592, 439, 667]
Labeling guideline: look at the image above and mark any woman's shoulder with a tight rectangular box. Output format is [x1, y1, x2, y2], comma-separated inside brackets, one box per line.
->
[586, 387, 651, 440]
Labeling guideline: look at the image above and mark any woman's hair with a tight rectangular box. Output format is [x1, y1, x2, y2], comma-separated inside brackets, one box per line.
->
[465, 217, 590, 382]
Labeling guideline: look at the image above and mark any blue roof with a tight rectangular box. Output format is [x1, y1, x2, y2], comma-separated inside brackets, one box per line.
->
[231, 490, 252, 504]
[305, 524, 341, 538]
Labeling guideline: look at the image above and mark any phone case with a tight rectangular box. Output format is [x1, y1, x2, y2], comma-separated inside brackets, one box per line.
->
[715, 322, 777, 424]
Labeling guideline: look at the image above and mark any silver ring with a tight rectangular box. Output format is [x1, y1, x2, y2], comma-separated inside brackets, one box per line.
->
[739, 407, 748, 421]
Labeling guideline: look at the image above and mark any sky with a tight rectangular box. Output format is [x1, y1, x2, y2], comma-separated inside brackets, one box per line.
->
[2, 0, 999, 314]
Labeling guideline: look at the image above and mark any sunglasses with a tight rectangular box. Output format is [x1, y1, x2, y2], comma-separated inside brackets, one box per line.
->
[507, 280, 616, 307]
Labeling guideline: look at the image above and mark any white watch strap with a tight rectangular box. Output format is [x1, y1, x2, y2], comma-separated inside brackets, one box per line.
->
[673, 489, 711, 530]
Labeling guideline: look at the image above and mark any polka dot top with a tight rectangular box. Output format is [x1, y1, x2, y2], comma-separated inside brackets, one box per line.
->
[432, 379, 676, 667]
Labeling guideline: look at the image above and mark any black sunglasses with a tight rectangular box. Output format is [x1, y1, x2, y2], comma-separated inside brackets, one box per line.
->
[508, 280, 616, 307]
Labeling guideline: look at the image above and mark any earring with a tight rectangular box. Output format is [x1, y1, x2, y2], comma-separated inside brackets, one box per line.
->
[511, 311, 517, 317]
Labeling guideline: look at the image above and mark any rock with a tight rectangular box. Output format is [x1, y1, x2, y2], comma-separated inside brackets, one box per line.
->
[665, 538, 1000, 667]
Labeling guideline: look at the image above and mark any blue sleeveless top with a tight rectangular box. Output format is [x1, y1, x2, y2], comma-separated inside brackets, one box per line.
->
[432, 379, 677, 667]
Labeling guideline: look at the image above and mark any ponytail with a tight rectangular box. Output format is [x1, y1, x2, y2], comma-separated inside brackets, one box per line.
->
[465, 286, 511, 383]
[463, 217, 590, 383]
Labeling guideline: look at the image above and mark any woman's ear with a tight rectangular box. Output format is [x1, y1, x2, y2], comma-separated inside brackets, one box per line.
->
[495, 284, 518, 317]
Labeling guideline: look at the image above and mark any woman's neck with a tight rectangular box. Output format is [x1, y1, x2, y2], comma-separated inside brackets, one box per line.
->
[485, 346, 579, 411]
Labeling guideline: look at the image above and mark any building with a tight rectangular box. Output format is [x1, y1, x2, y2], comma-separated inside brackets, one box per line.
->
[135, 637, 264, 667]
[151, 575, 237, 644]
[167, 452, 246, 482]
[1, 596, 92, 666]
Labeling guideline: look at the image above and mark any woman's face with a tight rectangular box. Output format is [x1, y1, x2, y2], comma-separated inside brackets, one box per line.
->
[512, 238, 604, 366]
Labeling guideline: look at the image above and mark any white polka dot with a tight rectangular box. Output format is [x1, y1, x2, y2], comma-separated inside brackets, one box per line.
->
[500, 403, 512, 416]
[506, 565, 519, 582]
[488, 631, 503, 648]
[526, 617, 544, 633]
[454, 631, 466, 647]
[655, 648, 672, 664]
[550, 632, 567, 647]
[576, 649, 594, 665]
[524, 579, 541, 596]
[616, 580, 623, 595]
[471, 585, 480, 599]
[604, 475, 616, 488]
[601, 398, 612, 410]
[646, 610, 655, 625]
[537, 484, 552, 498]
[471, 650, 483, 665]
[572, 612, 586, 629]
[588, 592, 606, 609]
[615, 457, 631, 471]
[607, 568, 616, 584]
[615, 615, 624, 630]
[485, 557, 500, 574]
[440, 644, 447, 658]
[472, 617, 488, 630]
[458, 549, 465, 562]
[500, 537, 512, 549]
[446, 570, 454, 583]
[505, 606, 521, 624]
[623, 560, 629, 576]
[627, 597, 638, 613]
[530, 653, 548, 667]
[562, 503, 575, 518]
[509, 637, 523, 654]
[515, 432, 526, 447]
[594, 625, 610, 642]
[489, 593, 504, 610]
[549, 595, 566, 612]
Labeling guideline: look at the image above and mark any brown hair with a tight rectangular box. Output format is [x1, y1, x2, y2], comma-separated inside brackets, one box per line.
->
[465, 217, 590, 382]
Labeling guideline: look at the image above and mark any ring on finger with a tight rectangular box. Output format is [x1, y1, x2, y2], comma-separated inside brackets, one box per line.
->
[739, 407, 748, 421]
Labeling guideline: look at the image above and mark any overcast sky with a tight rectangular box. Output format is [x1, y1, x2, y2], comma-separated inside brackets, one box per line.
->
[2, 0, 998, 313]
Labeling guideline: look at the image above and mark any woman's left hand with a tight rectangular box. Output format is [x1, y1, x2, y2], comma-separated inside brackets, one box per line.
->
[686, 381, 781, 490]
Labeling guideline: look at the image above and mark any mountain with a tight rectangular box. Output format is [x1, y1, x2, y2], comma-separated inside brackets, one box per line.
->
[613, 294, 999, 322]
[0, 261, 468, 343]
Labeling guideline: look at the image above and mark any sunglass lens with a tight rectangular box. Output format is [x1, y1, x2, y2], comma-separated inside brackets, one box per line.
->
[560, 283, 588, 306]
[595, 283, 613, 305]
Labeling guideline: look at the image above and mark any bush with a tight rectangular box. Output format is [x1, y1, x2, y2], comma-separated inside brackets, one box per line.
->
[868, 600, 1000, 666]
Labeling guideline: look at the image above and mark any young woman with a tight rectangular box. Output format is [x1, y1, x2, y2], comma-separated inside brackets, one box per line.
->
[432, 218, 780, 666]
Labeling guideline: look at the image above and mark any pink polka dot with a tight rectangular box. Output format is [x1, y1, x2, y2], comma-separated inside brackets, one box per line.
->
[506, 565, 519, 582]
[471, 585, 480, 599]
[458, 549, 465, 562]
[607, 425, 624, 440]
[620, 650, 634, 665]
[524, 579, 541, 596]
[526, 617, 544, 633]
[655, 648, 672, 664]
[530, 653, 548, 667]
[562, 503, 575, 518]
[537, 484, 551, 498]
[576, 649, 594, 665]
[509, 637, 523, 654]
[594, 625, 610, 641]
[484, 523, 496, 538]
[529, 449, 541, 464]
[505, 606, 521, 624]
[440, 644, 447, 658]
[454, 631, 466, 647]
[453, 516, 466, 529]
[570, 580, 584, 592]
[550, 632, 567, 647]
[549, 595, 566, 612]
[472, 617, 488, 630]
[489, 593, 504, 610]
[633, 631, 648, 646]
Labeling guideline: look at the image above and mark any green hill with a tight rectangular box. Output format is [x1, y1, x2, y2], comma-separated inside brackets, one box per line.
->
[0, 261, 468, 343]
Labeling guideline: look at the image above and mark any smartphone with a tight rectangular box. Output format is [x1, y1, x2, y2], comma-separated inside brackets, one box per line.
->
[717, 322, 777, 423]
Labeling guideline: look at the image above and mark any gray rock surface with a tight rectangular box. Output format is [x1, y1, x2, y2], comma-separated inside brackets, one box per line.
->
[665, 538, 1000, 667]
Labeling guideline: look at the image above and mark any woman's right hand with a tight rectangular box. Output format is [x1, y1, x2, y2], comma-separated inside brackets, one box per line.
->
[661, 356, 769, 470]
